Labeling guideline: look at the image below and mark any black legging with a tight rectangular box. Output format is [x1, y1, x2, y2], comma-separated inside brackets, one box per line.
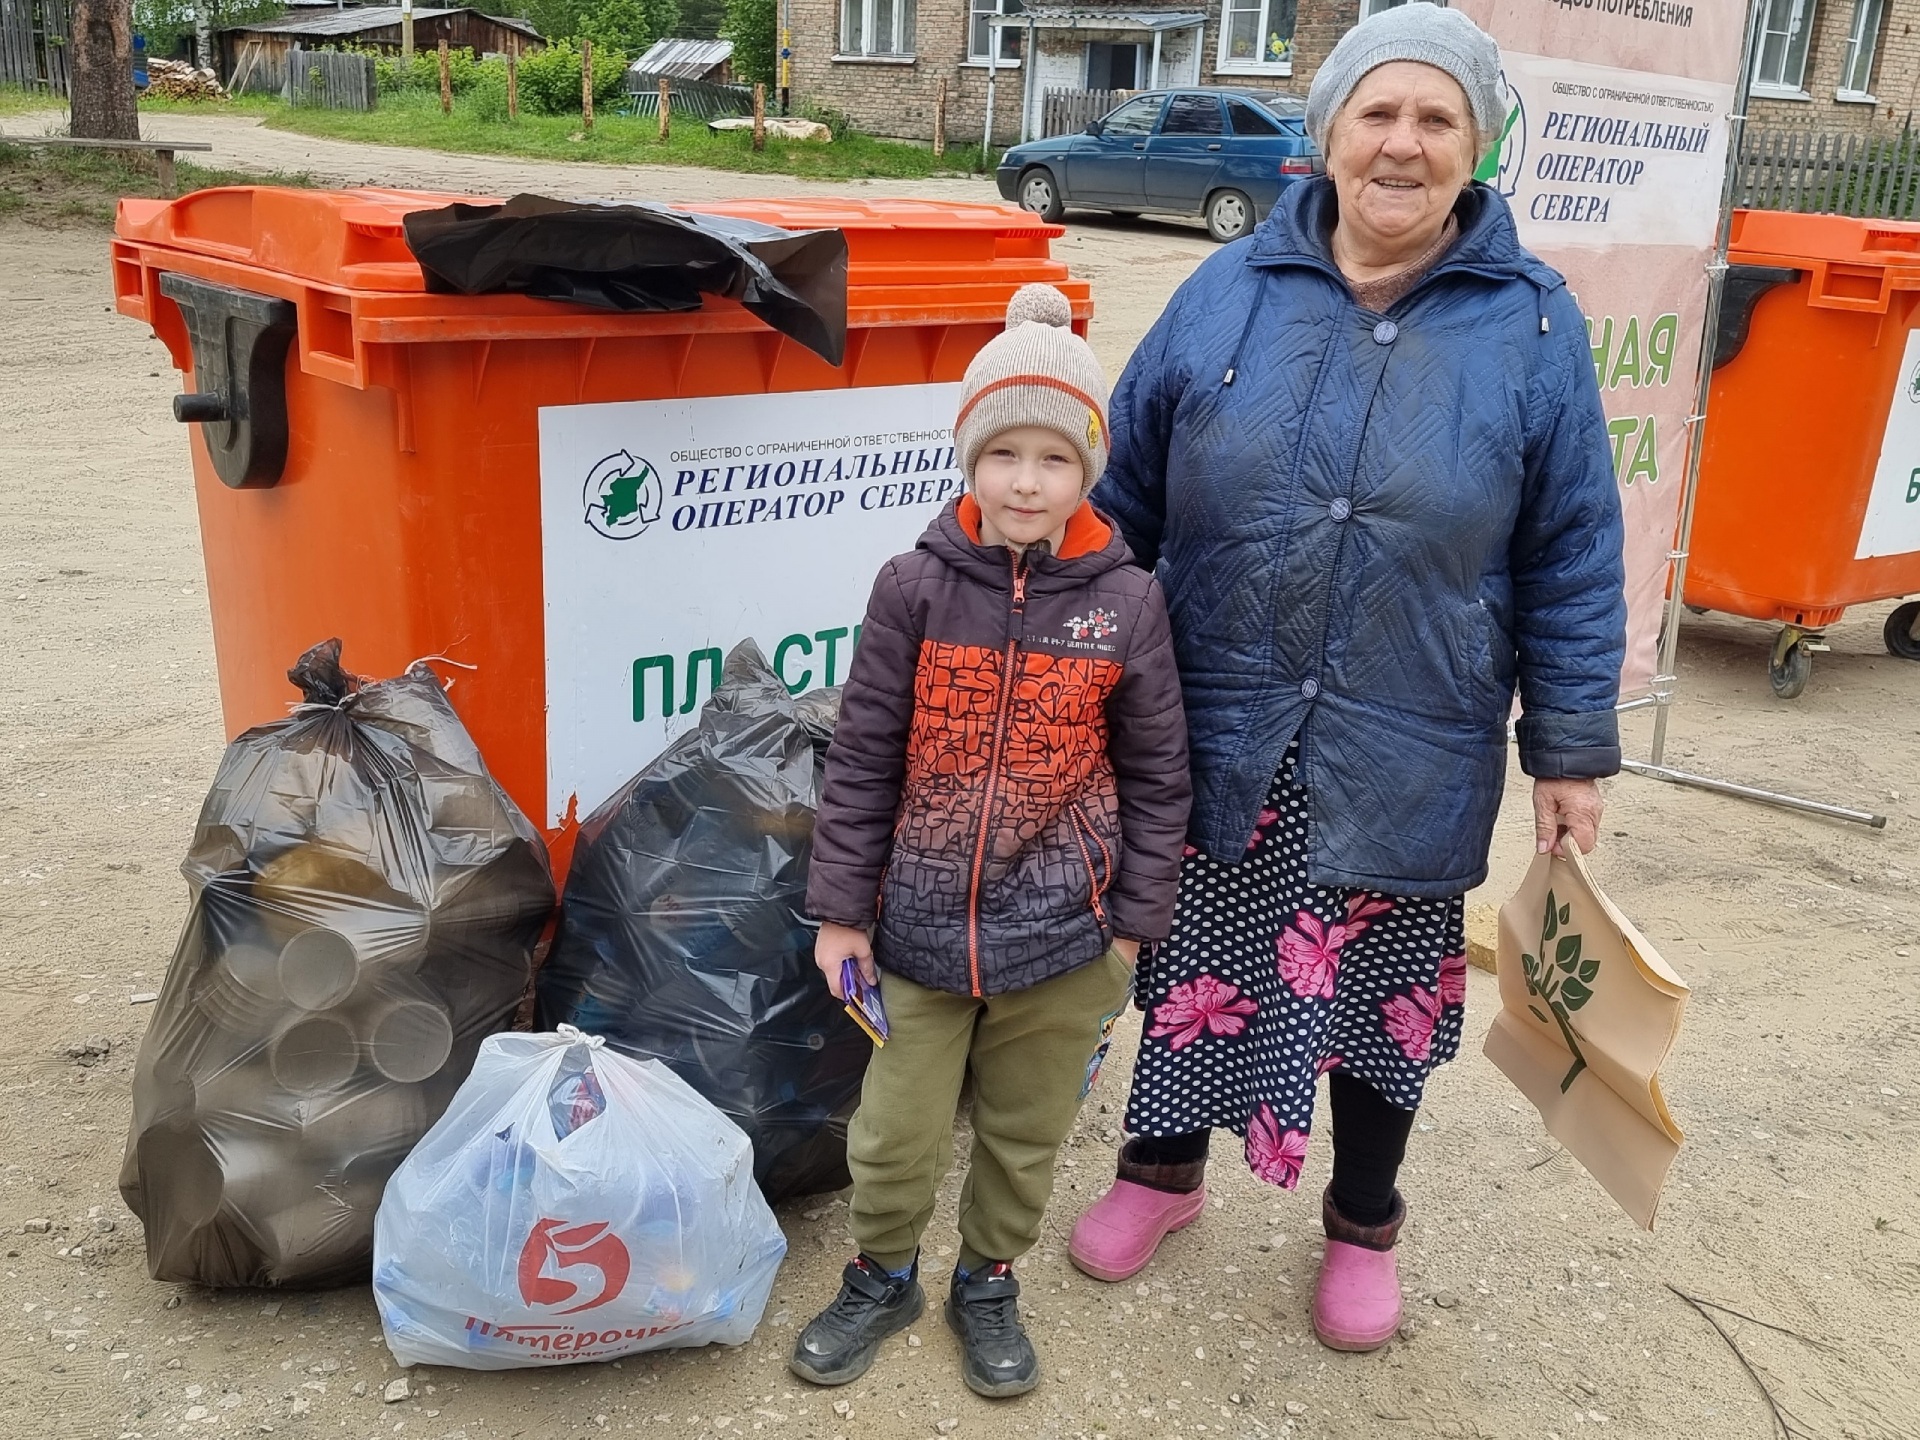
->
[1130, 1071, 1413, 1226]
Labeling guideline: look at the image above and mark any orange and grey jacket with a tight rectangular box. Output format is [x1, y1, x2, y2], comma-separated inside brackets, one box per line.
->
[807, 495, 1191, 997]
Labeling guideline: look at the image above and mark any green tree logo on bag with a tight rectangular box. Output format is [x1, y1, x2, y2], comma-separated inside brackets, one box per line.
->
[584, 451, 664, 540]
[1519, 888, 1599, 1093]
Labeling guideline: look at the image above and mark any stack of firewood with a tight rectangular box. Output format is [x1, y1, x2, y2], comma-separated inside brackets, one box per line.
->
[145, 59, 228, 102]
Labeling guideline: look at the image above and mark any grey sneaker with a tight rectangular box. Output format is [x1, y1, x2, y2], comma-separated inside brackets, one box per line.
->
[789, 1255, 924, 1387]
[945, 1262, 1038, 1397]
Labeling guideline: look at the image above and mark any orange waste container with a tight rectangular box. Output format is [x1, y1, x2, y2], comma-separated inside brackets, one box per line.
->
[112, 188, 1090, 862]
[1689, 208, 1920, 697]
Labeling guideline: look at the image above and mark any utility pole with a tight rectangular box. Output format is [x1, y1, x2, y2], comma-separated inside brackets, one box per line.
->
[401, 0, 415, 67]
[778, 0, 790, 116]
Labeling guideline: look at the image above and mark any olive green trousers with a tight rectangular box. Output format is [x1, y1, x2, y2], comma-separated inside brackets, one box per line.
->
[846, 949, 1133, 1275]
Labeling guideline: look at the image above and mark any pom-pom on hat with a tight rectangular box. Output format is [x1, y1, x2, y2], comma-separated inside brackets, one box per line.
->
[954, 283, 1111, 496]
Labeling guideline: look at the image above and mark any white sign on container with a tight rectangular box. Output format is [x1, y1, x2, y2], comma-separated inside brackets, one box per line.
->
[539, 382, 963, 827]
[1857, 334, 1920, 560]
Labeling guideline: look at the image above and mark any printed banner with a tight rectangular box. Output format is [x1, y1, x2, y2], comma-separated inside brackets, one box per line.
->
[540, 383, 963, 825]
[1857, 333, 1920, 560]
[1457, 0, 1749, 694]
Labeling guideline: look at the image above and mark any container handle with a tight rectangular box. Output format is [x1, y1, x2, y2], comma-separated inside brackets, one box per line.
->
[158, 272, 298, 489]
[1805, 261, 1895, 315]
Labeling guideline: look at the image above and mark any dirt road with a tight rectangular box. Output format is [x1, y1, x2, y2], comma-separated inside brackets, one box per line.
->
[2, 113, 1917, 1440]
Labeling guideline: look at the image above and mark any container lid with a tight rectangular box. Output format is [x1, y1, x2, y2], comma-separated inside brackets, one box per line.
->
[115, 187, 1080, 298]
[1730, 208, 1920, 270]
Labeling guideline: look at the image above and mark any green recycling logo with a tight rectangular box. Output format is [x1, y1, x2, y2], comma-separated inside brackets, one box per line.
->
[1474, 72, 1525, 199]
[584, 451, 663, 540]
[1906, 358, 1920, 403]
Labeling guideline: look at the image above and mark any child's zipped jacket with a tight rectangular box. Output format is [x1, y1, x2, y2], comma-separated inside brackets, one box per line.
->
[807, 495, 1191, 998]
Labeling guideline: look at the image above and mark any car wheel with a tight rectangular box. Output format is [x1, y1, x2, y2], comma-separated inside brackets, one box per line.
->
[1019, 168, 1065, 224]
[1205, 188, 1253, 243]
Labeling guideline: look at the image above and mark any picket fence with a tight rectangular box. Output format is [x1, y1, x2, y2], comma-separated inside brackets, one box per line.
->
[285, 46, 376, 112]
[1040, 87, 1129, 139]
[0, 0, 69, 98]
[625, 75, 754, 120]
[1734, 125, 1920, 221]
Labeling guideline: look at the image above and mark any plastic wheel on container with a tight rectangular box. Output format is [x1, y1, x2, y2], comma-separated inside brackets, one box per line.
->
[1769, 633, 1813, 699]
[1885, 600, 1920, 661]
[1019, 168, 1065, 224]
[1206, 189, 1254, 243]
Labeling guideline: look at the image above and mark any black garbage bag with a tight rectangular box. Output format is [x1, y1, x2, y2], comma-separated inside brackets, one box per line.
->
[403, 194, 849, 364]
[120, 640, 555, 1288]
[536, 641, 867, 1203]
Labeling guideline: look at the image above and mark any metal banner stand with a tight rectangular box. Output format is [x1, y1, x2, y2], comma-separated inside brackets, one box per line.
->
[1622, 0, 1888, 830]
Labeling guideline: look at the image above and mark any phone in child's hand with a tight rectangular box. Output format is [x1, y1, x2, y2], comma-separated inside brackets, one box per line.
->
[841, 958, 889, 1046]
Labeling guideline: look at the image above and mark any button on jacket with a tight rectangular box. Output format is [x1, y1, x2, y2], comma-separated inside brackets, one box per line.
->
[1094, 177, 1626, 898]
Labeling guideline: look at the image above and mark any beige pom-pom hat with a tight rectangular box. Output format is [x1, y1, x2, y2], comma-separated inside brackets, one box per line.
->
[953, 284, 1111, 496]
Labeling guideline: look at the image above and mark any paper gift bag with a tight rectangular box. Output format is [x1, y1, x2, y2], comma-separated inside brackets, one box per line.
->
[1483, 844, 1688, 1228]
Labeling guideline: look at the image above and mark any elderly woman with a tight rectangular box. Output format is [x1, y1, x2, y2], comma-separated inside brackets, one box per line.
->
[1068, 4, 1626, 1352]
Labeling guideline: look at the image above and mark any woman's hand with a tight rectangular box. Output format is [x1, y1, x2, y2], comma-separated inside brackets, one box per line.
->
[816, 921, 876, 1001]
[1532, 778, 1604, 855]
[1111, 936, 1142, 967]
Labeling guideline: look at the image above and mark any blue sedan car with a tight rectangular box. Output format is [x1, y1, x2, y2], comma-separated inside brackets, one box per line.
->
[995, 88, 1322, 243]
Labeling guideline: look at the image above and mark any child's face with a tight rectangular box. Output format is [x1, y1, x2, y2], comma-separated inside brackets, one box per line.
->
[971, 426, 1086, 553]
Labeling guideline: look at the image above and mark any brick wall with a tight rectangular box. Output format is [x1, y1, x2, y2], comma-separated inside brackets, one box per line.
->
[790, 0, 1033, 145]
[791, 0, 1358, 143]
[1748, 0, 1920, 133]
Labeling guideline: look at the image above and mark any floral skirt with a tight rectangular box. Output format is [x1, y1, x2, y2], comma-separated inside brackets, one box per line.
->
[1122, 745, 1466, 1189]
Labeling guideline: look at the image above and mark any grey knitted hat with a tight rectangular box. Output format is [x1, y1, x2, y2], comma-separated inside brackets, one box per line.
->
[1304, 2, 1503, 160]
[955, 284, 1110, 496]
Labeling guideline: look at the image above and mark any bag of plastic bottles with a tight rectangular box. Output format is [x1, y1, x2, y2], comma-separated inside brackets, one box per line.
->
[119, 640, 554, 1288]
[372, 1026, 787, 1369]
[536, 642, 869, 1202]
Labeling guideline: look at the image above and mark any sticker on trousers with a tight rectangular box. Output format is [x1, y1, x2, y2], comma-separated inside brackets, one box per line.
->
[1081, 1005, 1126, 1099]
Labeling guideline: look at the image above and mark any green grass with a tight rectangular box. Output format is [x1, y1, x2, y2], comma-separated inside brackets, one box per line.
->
[0, 138, 315, 226]
[142, 88, 1000, 180]
[0, 82, 64, 117]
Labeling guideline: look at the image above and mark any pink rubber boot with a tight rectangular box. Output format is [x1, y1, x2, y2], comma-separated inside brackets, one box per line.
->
[1311, 1187, 1406, 1352]
[1068, 1152, 1208, 1283]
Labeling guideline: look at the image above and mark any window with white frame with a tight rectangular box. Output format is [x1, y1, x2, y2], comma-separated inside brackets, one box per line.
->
[968, 0, 1023, 63]
[1217, 0, 1297, 72]
[841, 0, 917, 56]
[1839, 0, 1885, 97]
[1752, 0, 1815, 93]
[1360, 0, 1407, 18]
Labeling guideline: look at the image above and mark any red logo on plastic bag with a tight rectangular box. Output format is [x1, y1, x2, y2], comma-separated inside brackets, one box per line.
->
[517, 1219, 631, 1315]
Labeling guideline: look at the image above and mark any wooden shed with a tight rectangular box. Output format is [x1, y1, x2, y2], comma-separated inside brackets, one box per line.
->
[220, 7, 543, 89]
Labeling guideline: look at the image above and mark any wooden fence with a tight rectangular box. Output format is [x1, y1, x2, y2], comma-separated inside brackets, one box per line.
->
[226, 38, 286, 97]
[1041, 87, 1129, 139]
[624, 75, 753, 120]
[1735, 126, 1920, 220]
[285, 46, 376, 111]
[0, 0, 70, 98]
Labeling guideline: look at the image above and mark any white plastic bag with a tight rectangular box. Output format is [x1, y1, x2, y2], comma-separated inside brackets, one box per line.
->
[373, 1026, 787, 1369]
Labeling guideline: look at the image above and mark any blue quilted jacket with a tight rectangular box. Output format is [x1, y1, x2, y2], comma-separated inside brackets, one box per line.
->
[1093, 177, 1626, 898]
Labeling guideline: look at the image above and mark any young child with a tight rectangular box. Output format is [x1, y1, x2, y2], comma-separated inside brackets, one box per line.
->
[793, 284, 1191, 1398]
